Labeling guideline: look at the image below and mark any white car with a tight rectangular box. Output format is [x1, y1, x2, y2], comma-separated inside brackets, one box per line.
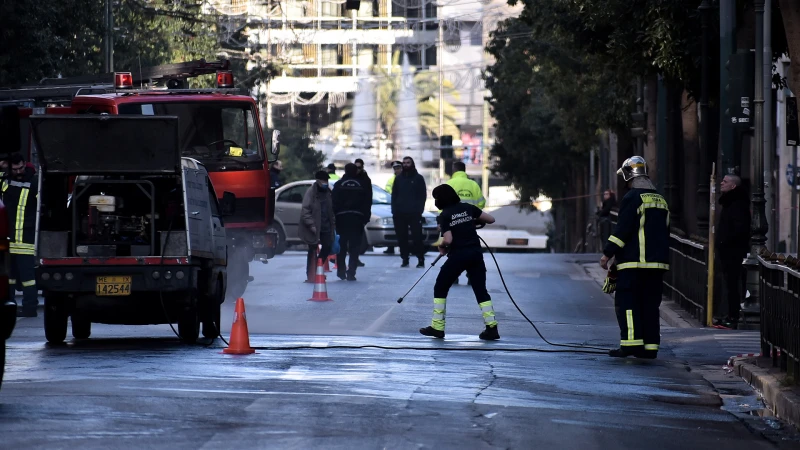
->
[272, 180, 439, 254]
[476, 227, 548, 252]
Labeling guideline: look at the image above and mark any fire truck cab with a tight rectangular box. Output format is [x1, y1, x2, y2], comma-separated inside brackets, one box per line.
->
[0, 60, 280, 299]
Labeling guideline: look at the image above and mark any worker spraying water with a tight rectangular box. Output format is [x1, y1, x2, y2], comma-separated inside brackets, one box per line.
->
[418, 184, 499, 341]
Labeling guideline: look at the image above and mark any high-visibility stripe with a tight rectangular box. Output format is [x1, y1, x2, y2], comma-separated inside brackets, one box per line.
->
[10, 249, 35, 255]
[461, 199, 480, 205]
[666, 211, 670, 228]
[620, 339, 644, 346]
[9, 279, 16, 284]
[479, 300, 497, 326]
[644, 344, 659, 351]
[7, 180, 31, 188]
[626, 309, 634, 341]
[617, 262, 670, 270]
[21, 280, 35, 287]
[432, 297, 447, 331]
[638, 211, 646, 263]
[636, 203, 669, 214]
[15, 188, 29, 244]
[608, 235, 625, 248]
[10, 243, 34, 249]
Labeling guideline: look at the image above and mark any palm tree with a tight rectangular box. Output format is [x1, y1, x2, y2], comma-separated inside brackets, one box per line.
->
[342, 51, 461, 143]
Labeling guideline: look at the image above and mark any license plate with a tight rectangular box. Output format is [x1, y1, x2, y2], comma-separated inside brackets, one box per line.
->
[506, 238, 529, 246]
[96, 276, 132, 296]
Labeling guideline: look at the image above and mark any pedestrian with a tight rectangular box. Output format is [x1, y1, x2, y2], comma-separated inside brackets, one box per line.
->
[298, 171, 336, 283]
[599, 156, 669, 359]
[383, 160, 402, 255]
[332, 163, 371, 281]
[419, 184, 499, 340]
[447, 161, 486, 285]
[326, 163, 340, 182]
[269, 160, 283, 189]
[714, 174, 751, 329]
[353, 158, 371, 266]
[2, 153, 38, 317]
[390, 156, 427, 268]
[596, 189, 617, 243]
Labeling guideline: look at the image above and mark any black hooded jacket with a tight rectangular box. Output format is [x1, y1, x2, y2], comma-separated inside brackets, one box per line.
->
[716, 186, 751, 258]
[332, 173, 372, 221]
[391, 168, 427, 216]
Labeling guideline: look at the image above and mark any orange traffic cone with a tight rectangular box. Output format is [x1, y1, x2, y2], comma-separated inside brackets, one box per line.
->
[308, 257, 333, 302]
[223, 297, 256, 354]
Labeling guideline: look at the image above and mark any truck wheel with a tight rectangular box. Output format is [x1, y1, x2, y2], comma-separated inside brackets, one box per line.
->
[44, 294, 68, 344]
[202, 279, 223, 339]
[71, 316, 91, 339]
[177, 305, 200, 344]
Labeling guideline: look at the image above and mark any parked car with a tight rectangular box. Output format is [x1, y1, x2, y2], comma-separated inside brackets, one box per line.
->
[273, 180, 439, 254]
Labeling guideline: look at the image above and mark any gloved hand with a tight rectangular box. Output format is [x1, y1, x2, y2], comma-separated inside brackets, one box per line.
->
[602, 264, 617, 294]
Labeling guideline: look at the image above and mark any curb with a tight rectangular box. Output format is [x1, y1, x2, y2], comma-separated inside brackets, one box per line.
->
[733, 357, 800, 431]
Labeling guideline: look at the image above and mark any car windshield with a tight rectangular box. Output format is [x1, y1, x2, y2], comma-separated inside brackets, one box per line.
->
[372, 185, 391, 205]
[117, 101, 264, 163]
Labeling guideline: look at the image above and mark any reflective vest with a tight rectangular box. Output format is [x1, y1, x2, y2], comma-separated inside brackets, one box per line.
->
[328, 173, 340, 181]
[446, 171, 485, 208]
[2, 169, 38, 255]
[385, 174, 395, 194]
[603, 188, 670, 271]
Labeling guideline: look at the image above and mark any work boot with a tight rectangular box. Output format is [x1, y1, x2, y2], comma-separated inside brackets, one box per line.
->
[337, 270, 346, 281]
[401, 259, 410, 268]
[384, 247, 395, 255]
[608, 347, 647, 358]
[358, 261, 365, 267]
[636, 350, 658, 360]
[419, 326, 445, 339]
[346, 274, 357, 281]
[417, 259, 425, 268]
[479, 325, 500, 341]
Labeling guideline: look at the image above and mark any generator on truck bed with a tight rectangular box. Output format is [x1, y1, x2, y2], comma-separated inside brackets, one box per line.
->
[0, 59, 281, 300]
[31, 115, 230, 343]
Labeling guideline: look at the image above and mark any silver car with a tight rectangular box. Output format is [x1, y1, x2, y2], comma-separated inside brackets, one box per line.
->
[272, 180, 439, 254]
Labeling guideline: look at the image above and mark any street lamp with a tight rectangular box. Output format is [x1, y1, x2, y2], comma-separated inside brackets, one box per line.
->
[744, 0, 769, 318]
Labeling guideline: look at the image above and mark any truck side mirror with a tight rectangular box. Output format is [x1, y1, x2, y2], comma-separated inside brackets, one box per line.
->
[221, 191, 236, 216]
[270, 130, 281, 158]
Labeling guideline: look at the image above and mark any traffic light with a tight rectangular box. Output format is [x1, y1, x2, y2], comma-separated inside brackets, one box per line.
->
[440, 135, 453, 159]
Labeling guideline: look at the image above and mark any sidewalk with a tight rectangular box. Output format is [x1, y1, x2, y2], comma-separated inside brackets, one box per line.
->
[582, 262, 800, 433]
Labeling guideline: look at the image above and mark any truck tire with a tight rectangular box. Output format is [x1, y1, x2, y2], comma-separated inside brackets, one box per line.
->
[275, 226, 287, 255]
[44, 294, 68, 344]
[178, 305, 200, 344]
[71, 316, 91, 339]
[202, 279, 223, 339]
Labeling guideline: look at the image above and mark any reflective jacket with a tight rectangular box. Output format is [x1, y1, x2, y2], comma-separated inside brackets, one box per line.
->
[2, 167, 38, 255]
[602, 187, 670, 271]
[328, 173, 340, 181]
[446, 171, 485, 208]
[385, 174, 395, 194]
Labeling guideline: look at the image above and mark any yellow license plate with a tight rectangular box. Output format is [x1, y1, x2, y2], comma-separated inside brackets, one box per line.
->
[96, 276, 132, 296]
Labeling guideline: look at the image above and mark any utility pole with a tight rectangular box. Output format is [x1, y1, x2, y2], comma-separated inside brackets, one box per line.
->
[720, 0, 736, 174]
[744, 0, 768, 315]
[697, 0, 712, 235]
[589, 148, 596, 250]
[438, 19, 445, 181]
[763, 0, 774, 251]
[104, 0, 114, 72]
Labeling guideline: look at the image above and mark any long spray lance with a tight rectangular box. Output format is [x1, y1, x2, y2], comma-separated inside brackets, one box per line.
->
[396, 252, 445, 304]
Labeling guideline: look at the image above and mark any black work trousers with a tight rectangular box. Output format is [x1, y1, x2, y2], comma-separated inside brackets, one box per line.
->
[393, 213, 425, 262]
[10, 253, 37, 311]
[336, 214, 363, 277]
[614, 268, 664, 355]
[433, 248, 490, 303]
[719, 252, 745, 321]
[306, 231, 333, 280]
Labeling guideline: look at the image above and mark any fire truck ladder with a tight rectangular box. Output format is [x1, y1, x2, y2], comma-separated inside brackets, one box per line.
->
[0, 59, 232, 107]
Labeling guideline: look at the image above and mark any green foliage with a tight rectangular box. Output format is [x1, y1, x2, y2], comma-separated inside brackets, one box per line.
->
[276, 127, 326, 183]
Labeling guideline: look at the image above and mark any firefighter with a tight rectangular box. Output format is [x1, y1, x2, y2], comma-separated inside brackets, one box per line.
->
[383, 161, 402, 255]
[2, 153, 38, 317]
[419, 184, 499, 341]
[326, 163, 340, 182]
[446, 161, 486, 208]
[600, 156, 669, 359]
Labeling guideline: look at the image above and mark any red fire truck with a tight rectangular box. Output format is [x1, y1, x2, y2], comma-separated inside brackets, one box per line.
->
[0, 59, 280, 298]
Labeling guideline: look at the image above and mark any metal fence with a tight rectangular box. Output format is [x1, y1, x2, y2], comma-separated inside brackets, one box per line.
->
[758, 256, 800, 381]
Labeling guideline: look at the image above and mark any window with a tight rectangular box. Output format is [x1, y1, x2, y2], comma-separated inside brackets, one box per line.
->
[372, 185, 391, 205]
[208, 182, 220, 216]
[278, 185, 310, 203]
[470, 23, 483, 46]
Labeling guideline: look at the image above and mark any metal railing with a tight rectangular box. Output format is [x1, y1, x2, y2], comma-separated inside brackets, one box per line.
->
[758, 255, 800, 382]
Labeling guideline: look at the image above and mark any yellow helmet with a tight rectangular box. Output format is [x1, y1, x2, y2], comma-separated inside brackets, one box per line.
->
[617, 156, 648, 182]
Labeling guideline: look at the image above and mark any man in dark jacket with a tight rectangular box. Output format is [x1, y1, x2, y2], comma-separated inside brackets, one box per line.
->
[269, 160, 283, 189]
[332, 163, 371, 281]
[715, 174, 751, 329]
[391, 156, 427, 268]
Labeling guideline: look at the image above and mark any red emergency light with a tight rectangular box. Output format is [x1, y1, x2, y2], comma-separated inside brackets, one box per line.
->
[216, 71, 234, 88]
[114, 72, 133, 89]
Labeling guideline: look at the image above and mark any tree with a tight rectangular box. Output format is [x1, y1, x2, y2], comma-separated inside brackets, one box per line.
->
[275, 127, 326, 183]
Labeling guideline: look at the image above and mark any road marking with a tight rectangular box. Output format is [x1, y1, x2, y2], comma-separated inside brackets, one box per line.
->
[137, 387, 390, 399]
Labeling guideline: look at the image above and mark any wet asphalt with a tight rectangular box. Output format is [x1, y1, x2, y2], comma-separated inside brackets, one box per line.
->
[2, 251, 799, 449]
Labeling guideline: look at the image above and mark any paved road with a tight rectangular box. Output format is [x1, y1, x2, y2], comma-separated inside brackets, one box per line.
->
[2, 252, 798, 449]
